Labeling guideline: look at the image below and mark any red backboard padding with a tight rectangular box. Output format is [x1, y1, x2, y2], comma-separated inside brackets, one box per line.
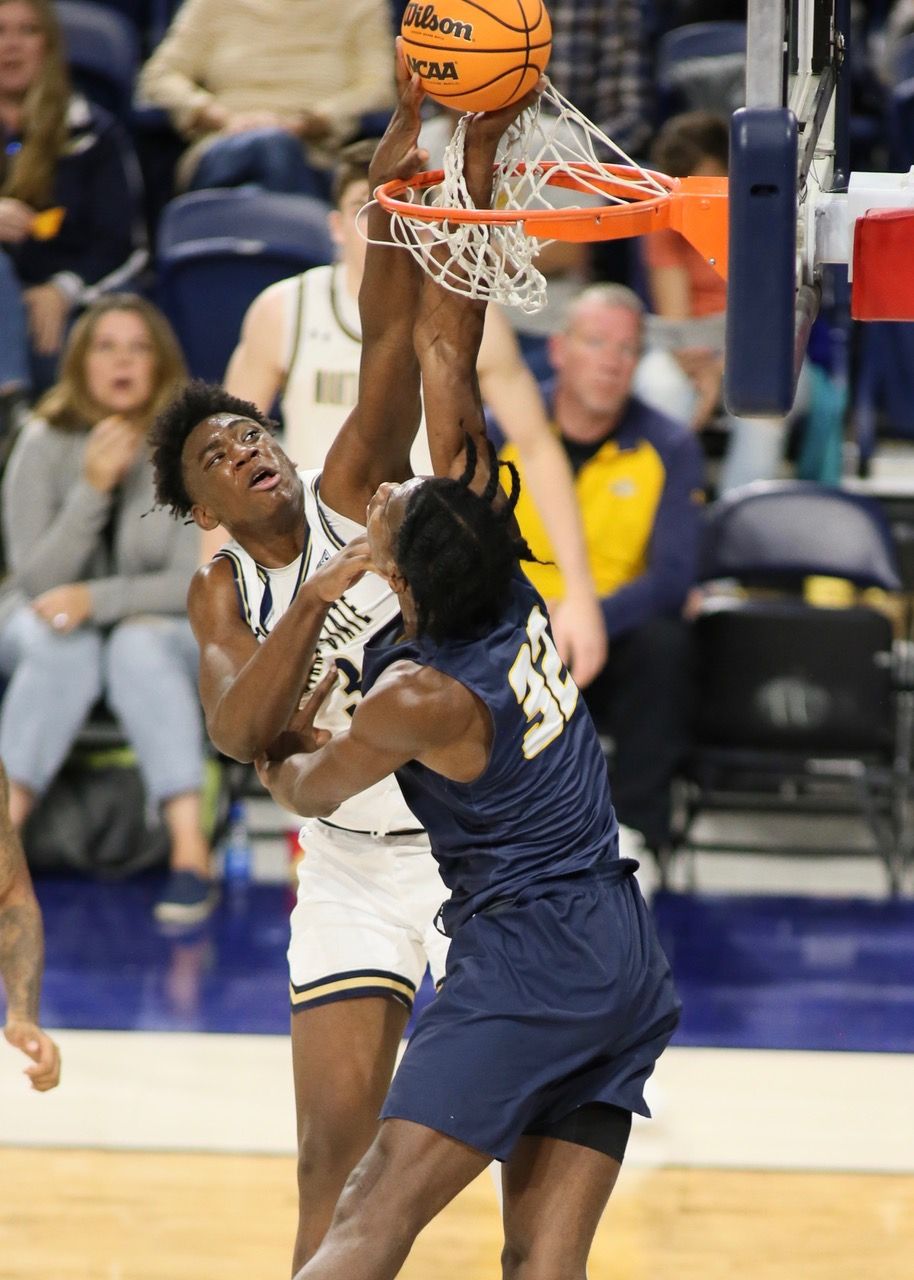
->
[852, 207, 914, 321]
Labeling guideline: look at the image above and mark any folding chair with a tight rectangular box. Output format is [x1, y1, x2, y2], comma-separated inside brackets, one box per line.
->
[672, 481, 913, 894]
[655, 20, 747, 119]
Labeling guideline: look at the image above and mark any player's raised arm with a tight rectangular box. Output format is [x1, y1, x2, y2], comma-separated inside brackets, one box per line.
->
[413, 91, 542, 490]
[0, 762, 60, 1091]
[320, 43, 428, 518]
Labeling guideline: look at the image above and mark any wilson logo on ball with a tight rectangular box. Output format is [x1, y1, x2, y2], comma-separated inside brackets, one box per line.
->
[401, 0, 552, 114]
[402, 3, 474, 41]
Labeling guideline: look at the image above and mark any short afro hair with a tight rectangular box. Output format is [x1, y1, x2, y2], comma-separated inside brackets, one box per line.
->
[150, 379, 276, 517]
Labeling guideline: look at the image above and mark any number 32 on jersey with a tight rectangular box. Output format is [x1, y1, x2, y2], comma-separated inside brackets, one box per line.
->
[507, 605, 579, 759]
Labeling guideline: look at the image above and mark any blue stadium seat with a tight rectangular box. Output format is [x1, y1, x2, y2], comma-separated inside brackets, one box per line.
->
[81, 0, 150, 33]
[670, 482, 910, 894]
[56, 0, 140, 119]
[156, 187, 335, 382]
[655, 20, 746, 119]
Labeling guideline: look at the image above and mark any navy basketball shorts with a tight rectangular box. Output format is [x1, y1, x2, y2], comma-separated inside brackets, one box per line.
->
[381, 869, 681, 1163]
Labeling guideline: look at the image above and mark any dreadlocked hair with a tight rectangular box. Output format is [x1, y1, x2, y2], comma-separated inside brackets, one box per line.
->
[150, 379, 278, 518]
[396, 435, 541, 644]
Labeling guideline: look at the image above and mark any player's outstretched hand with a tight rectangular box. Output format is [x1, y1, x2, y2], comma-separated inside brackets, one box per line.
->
[310, 535, 375, 604]
[467, 77, 545, 148]
[4, 1019, 61, 1091]
[368, 37, 429, 190]
[460, 78, 545, 207]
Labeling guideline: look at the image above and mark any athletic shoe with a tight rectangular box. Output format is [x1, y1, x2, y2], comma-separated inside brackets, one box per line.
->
[154, 870, 218, 925]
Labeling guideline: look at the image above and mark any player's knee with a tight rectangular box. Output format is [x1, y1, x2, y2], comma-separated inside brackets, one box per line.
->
[330, 1150, 423, 1249]
[501, 1236, 586, 1280]
[296, 1104, 378, 1194]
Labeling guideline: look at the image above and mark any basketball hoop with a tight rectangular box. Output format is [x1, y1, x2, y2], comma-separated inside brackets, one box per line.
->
[373, 81, 728, 313]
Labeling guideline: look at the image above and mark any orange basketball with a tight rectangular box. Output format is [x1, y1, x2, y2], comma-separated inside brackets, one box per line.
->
[401, 0, 552, 113]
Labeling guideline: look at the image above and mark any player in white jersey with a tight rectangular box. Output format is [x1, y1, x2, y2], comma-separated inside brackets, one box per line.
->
[223, 141, 607, 687]
[150, 58, 448, 1272]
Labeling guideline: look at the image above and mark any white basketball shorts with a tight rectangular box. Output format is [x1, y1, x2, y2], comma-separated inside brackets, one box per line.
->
[287, 818, 450, 1014]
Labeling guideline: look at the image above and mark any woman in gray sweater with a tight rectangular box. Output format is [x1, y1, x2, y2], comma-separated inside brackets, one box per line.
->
[0, 294, 214, 923]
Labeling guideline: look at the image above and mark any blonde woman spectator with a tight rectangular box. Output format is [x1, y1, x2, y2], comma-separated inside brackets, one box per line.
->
[138, 0, 395, 198]
[0, 295, 214, 924]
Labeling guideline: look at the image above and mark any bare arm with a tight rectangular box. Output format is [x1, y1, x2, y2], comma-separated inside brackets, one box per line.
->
[256, 661, 487, 818]
[224, 281, 289, 413]
[187, 539, 370, 761]
[137, 0, 223, 136]
[0, 763, 60, 1091]
[648, 264, 692, 320]
[477, 310, 606, 685]
[320, 47, 427, 521]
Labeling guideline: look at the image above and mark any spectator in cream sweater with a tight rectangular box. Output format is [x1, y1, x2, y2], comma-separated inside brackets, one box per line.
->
[138, 0, 396, 198]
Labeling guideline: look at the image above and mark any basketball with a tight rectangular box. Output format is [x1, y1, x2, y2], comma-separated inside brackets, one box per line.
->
[400, 0, 552, 114]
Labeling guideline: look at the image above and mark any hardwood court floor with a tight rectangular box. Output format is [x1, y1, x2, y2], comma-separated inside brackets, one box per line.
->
[2, 1147, 913, 1280]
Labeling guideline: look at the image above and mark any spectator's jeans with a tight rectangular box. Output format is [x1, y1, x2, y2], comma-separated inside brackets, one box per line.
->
[0, 606, 205, 804]
[188, 128, 332, 200]
[634, 347, 812, 493]
[0, 251, 31, 393]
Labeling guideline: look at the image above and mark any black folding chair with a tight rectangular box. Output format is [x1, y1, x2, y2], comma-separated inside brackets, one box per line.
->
[671, 481, 914, 894]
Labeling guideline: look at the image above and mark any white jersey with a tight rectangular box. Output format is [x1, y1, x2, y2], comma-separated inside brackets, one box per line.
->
[280, 264, 433, 474]
[215, 468, 419, 836]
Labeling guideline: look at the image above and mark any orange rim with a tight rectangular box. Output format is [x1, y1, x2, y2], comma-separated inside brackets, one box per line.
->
[375, 164, 729, 279]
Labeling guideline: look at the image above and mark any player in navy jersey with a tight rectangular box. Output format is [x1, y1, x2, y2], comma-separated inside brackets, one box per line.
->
[256, 96, 681, 1280]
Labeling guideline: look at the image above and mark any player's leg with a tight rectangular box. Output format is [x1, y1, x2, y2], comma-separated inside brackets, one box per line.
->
[294, 1117, 490, 1280]
[290, 994, 409, 1270]
[288, 823, 433, 1271]
[500, 1110, 631, 1279]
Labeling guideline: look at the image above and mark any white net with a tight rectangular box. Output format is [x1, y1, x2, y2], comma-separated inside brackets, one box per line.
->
[374, 80, 668, 313]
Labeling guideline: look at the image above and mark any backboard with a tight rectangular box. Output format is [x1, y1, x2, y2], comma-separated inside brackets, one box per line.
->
[725, 0, 849, 417]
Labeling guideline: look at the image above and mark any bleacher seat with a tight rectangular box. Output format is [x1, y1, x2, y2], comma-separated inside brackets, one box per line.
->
[56, 0, 139, 119]
[655, 20, 746, 119]
[670, 482, 911, 894]
[156, 187, 335, 382]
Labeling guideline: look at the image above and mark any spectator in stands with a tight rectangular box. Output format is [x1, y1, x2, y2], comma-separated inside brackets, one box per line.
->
[493, 283, 704, 859]
[138, 0, 395, 199]
[0, 0, 146, 404]
[0, 294, 214, 925]
[221, 141, 608, 688]
[877, 1, 914, 83]
[633, 110, 809, 491]
[547, 0, 653, 159]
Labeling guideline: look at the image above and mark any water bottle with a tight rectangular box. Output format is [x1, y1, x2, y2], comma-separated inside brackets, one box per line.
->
[222, 799, 253, 884]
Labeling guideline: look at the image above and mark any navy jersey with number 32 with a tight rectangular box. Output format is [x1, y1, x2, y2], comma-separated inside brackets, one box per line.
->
[362, 571, 631, 932]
